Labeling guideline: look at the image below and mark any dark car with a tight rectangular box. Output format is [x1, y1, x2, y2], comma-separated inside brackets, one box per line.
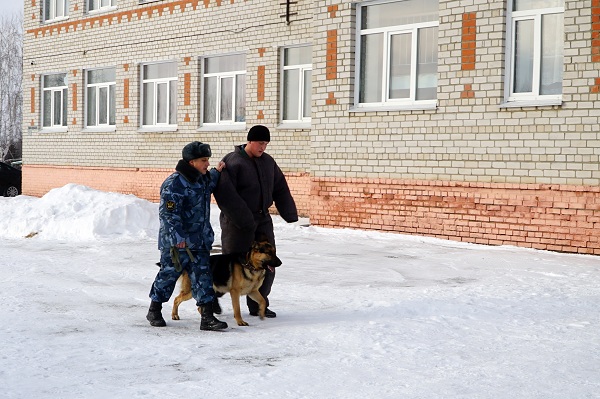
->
[0, 162, 22, 197]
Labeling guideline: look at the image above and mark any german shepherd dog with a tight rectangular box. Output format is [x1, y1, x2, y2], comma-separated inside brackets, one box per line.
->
[171, 238, 282, 326]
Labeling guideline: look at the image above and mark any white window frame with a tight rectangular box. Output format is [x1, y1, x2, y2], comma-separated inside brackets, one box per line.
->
[41, 73, 68, 131]
[354, 0, 438, 111]
[281, 45, 312, 125]
[85, 67, 116, 131]
[140, 61, 177, 130]
[44, 0, 69, 22]
[503, 1, 564, 107]
[87, 0, 116, 14]
[201, 54, 246, 127]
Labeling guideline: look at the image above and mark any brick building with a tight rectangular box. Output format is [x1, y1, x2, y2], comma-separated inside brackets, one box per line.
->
[22, 0, 600, 254]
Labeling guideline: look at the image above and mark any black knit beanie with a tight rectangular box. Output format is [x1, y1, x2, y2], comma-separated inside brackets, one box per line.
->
[247, 125, 271, 142]
[182, 141, 211, 161]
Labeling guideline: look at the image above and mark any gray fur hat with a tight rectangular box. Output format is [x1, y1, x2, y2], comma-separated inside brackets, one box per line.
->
[182, 141, 211, 161]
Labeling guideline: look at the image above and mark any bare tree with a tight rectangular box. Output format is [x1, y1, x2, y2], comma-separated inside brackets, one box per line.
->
[0, 12, 23, 164]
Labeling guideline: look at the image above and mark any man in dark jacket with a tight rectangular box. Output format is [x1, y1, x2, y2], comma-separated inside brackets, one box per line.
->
[214, 125, 298, 318]
[146, 141, 228, 331]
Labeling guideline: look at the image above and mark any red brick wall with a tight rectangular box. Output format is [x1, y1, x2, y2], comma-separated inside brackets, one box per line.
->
[23, 165, 173, 202]
[22, 166, 600, 254]
[310, 177, 600, 255]
[22, 166, 313, 217]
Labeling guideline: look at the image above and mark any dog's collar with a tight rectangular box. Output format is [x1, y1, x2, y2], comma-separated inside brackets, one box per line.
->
[242, 253, 260, 272]
[242, 253, 272, 273]
[242, 260, 257, 271]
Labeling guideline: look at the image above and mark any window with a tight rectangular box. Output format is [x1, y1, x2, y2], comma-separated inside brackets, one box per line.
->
[44, 0, 69, 21]
[282, 46, 312, 122]
[88, 0, 116, 13]
[42, 73, 68, 128]
[356, 0, 438, 108]
[86, 68, 116, 128]
[505, 0, 564, 104]
[202, 54, 246, 125]
[141, 62, 177, 127]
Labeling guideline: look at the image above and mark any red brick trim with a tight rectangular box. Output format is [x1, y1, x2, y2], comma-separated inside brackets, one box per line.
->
[123, 79, 129, 109]
[326, 91, 336, 105]
[591, 77, 600, 93]
[26, 0, 235, 37]
[328, 4, 338, 18]
[462, 12, 476, 70]
[461, 84, 475, 99]
[326, 30, 337, 80]
[30, 87, 35, 113]
[71, 83, 77, 111]
[257, 65, 265, 102]
[183, 73, 191, 106]
[592, 0, 600, 62]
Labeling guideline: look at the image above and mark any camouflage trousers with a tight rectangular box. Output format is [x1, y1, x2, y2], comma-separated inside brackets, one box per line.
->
[149, 249, 215, 306]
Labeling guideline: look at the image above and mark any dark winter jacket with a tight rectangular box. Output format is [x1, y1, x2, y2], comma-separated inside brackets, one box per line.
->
[158, 160, 220, 252]
[214, 145, 298, 253]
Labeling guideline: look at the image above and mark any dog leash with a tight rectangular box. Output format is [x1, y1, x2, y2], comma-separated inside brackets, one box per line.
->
[170, 246, 197, 272]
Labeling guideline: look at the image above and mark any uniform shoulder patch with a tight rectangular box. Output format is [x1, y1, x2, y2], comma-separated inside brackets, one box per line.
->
[166, 200, 176, 211]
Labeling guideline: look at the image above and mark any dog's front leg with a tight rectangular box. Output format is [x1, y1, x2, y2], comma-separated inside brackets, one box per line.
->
[230, 289, 249, 326]
[248, 290, 266, 320]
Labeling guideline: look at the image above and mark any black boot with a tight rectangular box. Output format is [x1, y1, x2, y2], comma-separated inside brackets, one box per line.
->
[146, 301, 166, 327]
[200, 302, 228, 331]
[213, 296, 222, 315]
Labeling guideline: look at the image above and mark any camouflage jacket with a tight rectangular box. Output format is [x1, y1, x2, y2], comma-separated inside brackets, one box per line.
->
[158, 159, 220, 252]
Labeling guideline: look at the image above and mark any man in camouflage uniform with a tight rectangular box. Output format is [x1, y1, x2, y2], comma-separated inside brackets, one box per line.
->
[146, 141, 228, 331]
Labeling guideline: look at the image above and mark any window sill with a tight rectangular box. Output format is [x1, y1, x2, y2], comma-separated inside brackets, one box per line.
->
[277, 122, 311, 130]
[88, 6, 118, 15]
[499, 99, 563, 108]
[198, 124, 247, 131]
[349, 101, 437, 113]
[38, 127, 68, 133]
[82, 126, 117, 133]
[138, 126, 178, 133]
[44, 16, 69, 24]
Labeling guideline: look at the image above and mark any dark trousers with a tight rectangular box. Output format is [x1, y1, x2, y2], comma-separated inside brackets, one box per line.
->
[220, 213, 277, 311]
[247, 266, 275, 313]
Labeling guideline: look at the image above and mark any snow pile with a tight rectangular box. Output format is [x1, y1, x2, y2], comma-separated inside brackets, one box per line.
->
[0, 183, 158, 241]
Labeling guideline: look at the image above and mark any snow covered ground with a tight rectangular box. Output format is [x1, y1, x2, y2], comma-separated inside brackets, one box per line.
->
[1, 184, 599, 399]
